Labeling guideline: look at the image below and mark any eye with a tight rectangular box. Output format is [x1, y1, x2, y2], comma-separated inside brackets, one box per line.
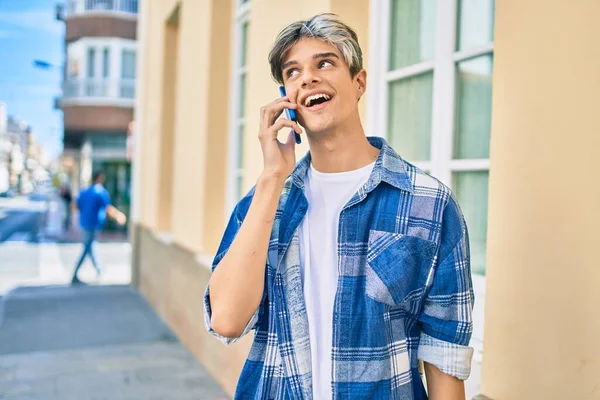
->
[286, 68, 299, 78]
[319, 60, 333, 68]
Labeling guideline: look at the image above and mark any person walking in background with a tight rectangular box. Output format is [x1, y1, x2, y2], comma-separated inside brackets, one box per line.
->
[59, 184, 73, 231]
[71, 171, 127, 285]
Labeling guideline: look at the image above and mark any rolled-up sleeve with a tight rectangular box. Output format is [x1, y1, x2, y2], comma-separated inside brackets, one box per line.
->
[204, 278, 264, 345]
[203, 189, 266, 345]
[417, 196, 474, 380]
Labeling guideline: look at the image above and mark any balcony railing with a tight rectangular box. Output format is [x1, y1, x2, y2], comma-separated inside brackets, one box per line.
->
[65, 0, 138, 17]
[63, 79, 136, 102]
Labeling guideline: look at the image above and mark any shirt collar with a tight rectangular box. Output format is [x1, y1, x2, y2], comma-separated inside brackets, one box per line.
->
[291, 136, 413, 194]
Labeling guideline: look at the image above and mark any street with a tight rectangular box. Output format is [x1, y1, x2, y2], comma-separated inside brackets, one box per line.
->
[0, 194, 131, 295]
[0, 194, 227, 399]
[0, 197, 47, 243]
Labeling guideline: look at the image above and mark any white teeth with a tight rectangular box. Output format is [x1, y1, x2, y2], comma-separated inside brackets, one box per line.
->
[305, 93, 331, 107]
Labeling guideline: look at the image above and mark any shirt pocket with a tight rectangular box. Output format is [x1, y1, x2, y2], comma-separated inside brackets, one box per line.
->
[365, 229, 437, 307]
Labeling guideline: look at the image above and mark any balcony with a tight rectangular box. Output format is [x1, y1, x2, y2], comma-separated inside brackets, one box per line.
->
[65, 0, 138, 18]
[62, 79, 135, 107]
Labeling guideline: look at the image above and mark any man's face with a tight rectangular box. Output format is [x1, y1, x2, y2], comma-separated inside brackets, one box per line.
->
[281, 38, 366, 135]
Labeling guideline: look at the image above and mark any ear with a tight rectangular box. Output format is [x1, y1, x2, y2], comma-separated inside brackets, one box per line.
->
[355, 69, 367, 99]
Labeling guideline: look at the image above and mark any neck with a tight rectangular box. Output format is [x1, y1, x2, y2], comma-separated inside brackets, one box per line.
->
[306, 114, 379, 173]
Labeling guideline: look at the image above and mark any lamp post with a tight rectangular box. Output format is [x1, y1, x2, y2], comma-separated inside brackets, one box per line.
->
[33, 60, 62, 70]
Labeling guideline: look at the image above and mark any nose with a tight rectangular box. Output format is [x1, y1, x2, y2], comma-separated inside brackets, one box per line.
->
[301, 66, 321, 88]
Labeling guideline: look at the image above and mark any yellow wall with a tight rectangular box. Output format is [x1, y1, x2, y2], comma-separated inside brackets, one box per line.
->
[169, 0, 231, 253]
[482, 1, 600, 398]
[156, 10, 178, 232]
[138, 0, 230, 254]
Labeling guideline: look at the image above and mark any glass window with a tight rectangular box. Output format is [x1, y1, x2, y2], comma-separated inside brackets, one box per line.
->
[387, 72, 434, 161]
[389, 0, 436, 70]
[240, 22, 249, 67]
[102, 48, 110, 78]
[234, 19, 249, 201]
[238, 73, 247, 119]
[87, 48, 96, 78]
[453, 55, 493, 159]
[453, 171, 489, 275]
[457, 0, 495, 50]
[236, 173, 244, 200]
[237, 124, 245, 168]
[121, 50, 136, 79]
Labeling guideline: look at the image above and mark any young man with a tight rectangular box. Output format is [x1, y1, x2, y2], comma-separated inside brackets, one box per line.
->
[71, 172, 127, 284]
[205, 14, 474, 399]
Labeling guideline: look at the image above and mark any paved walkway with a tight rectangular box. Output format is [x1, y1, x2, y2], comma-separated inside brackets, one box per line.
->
[0, 285, 228, 400]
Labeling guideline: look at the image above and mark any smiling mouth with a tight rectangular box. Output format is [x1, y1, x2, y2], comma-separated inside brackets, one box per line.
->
[304, 93, 332, 108]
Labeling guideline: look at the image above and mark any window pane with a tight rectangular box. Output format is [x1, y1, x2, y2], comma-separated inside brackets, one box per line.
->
[87, 48, 95, 78]
[121, 50, 136, 79]
[453, 55, 493, 159]
[457, 0, 495, 51]
[236, 174, 244, 201]
[389, 0, 436, 70]
[102, 48, 110, 78]
[388, 72, 433, 161]
[240, 22, 249, 67]
[237, 124, 244, 168]
[238, 72, 246, 118]
[453, 171, 489, 275]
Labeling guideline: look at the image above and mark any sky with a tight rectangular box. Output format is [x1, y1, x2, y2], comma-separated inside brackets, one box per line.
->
[0, 0, 64, 160]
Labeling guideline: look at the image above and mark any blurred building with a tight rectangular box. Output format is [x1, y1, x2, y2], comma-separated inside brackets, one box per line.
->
[2, 116, 34, 193]
[131, 1, 600, 399]
[58, 0, 139, 229]
[0, 102, 8, 192]
[2, 117, 51, 192]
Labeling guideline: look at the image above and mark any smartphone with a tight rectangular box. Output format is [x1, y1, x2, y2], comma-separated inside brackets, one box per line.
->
[278, 85, 302, 144]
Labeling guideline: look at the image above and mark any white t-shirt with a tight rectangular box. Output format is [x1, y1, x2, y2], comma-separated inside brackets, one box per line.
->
[298, 161, 375, 399]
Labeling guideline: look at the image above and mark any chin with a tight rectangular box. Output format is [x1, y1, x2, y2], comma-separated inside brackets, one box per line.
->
[304, 119, 336, 135]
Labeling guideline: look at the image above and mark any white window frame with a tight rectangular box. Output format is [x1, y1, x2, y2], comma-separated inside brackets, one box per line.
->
[367, 0, 494, 187]
[64, 37, 137, 106]
[226, 0, 251, 217]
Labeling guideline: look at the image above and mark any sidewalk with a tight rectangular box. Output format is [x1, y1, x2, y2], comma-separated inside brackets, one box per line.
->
[0, 285, 228, 400]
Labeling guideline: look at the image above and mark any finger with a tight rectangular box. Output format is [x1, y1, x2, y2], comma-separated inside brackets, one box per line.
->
[261, 101, 298, 128]
[270, 118, 303, 134]
[260, 119, 303, 143]
[265, 102, 298, 127]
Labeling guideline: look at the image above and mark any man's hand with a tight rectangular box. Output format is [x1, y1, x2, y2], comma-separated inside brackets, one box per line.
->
[114, 212, 127, 226]
[107, 205, 127, 226]
[424, 362, 466, 400]
[258, 96, 303, 180]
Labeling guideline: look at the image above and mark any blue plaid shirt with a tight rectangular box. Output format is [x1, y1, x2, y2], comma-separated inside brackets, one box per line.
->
[204, 137, 474, 399]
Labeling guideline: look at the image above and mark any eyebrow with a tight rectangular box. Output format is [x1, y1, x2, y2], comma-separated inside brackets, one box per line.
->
[281, 52, 340, 71]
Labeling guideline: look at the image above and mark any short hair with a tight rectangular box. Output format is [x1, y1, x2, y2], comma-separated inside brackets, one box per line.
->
[92, 171, 104, 183]
[268, 13, 363, 84]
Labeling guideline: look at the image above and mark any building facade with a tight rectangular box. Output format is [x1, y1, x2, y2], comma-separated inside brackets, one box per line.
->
[0, 115, 46, 194]
[60, 0, 138, 229]
[0, 102, 8, 193]
[131, 0, 600, 399]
